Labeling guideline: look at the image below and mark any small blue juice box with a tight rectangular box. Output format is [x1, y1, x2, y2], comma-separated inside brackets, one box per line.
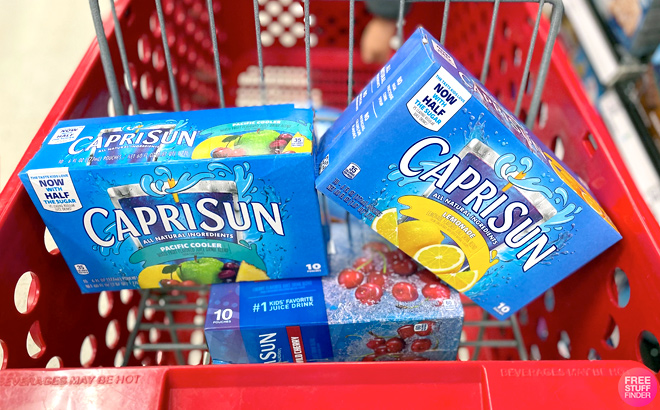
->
[19, 105, 328, 292]
[204, 218, 464, 364]
[315, 28, 621, 320]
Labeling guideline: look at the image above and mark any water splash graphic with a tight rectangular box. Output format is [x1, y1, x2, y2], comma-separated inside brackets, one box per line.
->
[386, 161, 445, 187]
[554, 187, 568, 205]
[140, 165, 215, 197]
[463, 113, 487, 144]
[208, 162, 232, 177]
[234, 165, 254, 203]
[494, 153, 553, 198]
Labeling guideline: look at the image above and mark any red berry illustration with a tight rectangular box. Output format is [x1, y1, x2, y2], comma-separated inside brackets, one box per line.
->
[269, 139, 289, 154]
[366, 252, 389, 275]
[392, 259, 416, 276]
[224, 262, 240, 270]
[416, 270, 441, 284]
[270, 139, 288, 149]
[338, 269, 364, 289]
[391, 282, 419, 302]
[422, 283, 451, 302]
[211, 147, 232, 158]
[389, 249, 412, 262]
[355, 283, 383, 305]
[386, 337, 405, 353]
[397, 324, 415, 339]
[411, 339, 432, 352]
[232, 148, 246, 157]
[366, 338, 386, 350]
[362, 354, 376, 362]
[353, 257, 375, 273]
[159, 279, 180, 287]
[367, 273, 385, 287]
[385, 251, 398, 266]
[278, 133, 294, 142]
[415, 320, 434, 336]
[374, 345, 389, 356]
[362, 242, 390, 254]
[217, 269, 237, 279]
[399, 354, 417, 361]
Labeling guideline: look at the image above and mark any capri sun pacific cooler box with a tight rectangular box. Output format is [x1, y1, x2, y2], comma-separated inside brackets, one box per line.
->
[315, 27, 622, 320]
[205, 217, 463, 364]
[19, 105, 328, 292]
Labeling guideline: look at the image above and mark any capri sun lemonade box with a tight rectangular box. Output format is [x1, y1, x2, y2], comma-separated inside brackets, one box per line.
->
[20, 105, 328, 292]
[205, 216, 463, 364]
[315, 28, 621, 320]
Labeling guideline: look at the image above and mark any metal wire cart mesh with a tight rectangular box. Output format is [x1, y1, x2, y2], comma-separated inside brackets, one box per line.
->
[0, 0, 658, 376]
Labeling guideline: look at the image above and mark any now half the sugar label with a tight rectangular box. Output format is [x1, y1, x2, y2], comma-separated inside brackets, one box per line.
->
[26, 168, 82, 213]
[406, 66, 471, 131]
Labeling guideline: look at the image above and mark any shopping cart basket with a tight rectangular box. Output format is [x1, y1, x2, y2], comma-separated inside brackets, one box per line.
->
[0, 0, 658, 381]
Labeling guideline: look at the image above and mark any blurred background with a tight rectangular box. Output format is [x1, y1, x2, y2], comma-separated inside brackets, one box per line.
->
[0, 2, 106, 190]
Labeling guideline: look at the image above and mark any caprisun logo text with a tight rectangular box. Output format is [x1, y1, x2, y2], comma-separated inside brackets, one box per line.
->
[68, 129, 199, 155]
[399, 137, 556, 271]
[259, 333, 279, 363]
[82, 200, 284, 247]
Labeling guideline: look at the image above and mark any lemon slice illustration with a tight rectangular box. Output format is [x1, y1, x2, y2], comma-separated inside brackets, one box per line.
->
[371, 207, 399, 247]
[397, 219, 445, 256]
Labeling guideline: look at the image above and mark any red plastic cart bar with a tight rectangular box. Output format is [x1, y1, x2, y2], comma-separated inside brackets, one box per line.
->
[0, 361, 652, 409]
[0, 0, 659, 372]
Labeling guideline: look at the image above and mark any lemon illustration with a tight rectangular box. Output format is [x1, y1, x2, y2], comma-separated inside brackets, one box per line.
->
[437, 269, 479, 293]
[371, 208, 399, 246]
[414, 244, 465, 274]
[397, 220, 445, 257]
[413, 244, 476, 291]
[191, 135, 234, 159]
[138, 264, 181, 289]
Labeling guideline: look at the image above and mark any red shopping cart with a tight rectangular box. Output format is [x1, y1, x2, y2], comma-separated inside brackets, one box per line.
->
[0, 0, 658, 407]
